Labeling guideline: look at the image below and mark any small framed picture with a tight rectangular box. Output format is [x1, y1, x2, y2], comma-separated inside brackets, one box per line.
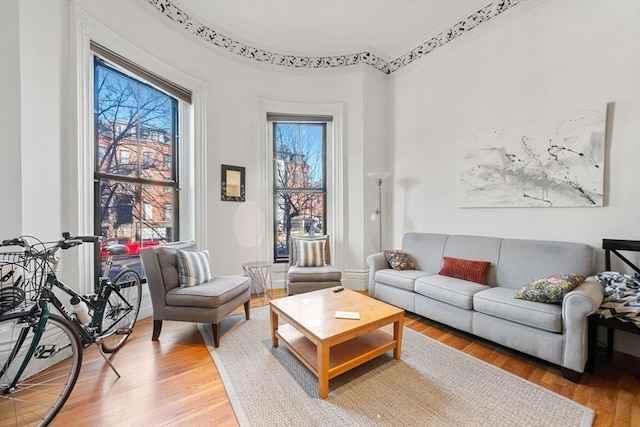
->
[221, 164, 245, 202]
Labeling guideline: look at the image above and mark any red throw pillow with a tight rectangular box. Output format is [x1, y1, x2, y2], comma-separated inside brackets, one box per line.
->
[438, 257, 491, 285]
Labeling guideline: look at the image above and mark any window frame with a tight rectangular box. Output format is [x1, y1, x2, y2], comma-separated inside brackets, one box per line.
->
[72, 7, 208, 296]
[258, 99, 344, 277]
[272, 120, 328, 263]
[93, 56, 181, 281]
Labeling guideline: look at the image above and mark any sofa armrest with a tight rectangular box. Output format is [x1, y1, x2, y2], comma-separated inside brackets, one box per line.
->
[561, 278, 605, 372]
[366, 253, 389, 297]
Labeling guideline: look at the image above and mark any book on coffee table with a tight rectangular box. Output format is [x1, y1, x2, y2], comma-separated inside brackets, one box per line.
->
[335, 311, 360, 320]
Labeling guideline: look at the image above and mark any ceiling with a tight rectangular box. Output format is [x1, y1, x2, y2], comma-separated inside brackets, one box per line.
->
[171, 0, 491, 60]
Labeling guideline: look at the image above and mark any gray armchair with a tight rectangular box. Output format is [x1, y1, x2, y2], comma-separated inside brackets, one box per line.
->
[140, 241, 250, 347]
[286, 235, 342, 295]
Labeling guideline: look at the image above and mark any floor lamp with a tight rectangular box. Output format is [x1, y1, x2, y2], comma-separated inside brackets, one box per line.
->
[368, 171, 391, 252]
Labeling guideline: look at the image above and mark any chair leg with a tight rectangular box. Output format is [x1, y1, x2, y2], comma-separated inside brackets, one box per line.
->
[244, 300, 251, 320]
[152, 320, 162, 341]
[212, 323, 220, 348]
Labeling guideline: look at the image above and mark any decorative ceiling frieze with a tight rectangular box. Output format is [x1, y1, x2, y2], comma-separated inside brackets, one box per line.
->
[147, 0, 523, 74]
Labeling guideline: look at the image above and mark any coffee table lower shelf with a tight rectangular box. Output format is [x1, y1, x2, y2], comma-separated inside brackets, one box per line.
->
[275, 323, 398, 394]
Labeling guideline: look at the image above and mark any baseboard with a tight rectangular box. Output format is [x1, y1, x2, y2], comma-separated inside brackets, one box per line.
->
[342, 269, 368, 291]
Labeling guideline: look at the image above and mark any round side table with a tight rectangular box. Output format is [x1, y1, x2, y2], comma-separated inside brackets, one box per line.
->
[242, 261, 273, 302]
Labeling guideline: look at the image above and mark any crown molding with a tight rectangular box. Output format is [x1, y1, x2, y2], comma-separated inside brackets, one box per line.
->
[147, 0, 524, 74]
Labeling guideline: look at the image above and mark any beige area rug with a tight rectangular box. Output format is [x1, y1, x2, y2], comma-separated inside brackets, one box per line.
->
[199, 307, 594, 427]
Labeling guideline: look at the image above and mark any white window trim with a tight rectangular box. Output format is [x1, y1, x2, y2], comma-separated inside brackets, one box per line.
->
[257, 99, 344, 272]
[71, 5, 207, 293]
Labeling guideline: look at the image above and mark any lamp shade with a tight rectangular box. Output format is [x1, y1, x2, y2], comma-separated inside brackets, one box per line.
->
[367, 171, 391, 180]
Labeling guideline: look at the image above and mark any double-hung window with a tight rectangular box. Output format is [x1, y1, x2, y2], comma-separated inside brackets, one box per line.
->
[92, 43, 189, 279]
[271, 116, 330, 262]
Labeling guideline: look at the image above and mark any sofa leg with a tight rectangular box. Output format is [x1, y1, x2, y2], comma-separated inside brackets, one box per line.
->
[152, 320, 162, 341]
[561, 367, 582, 383]
[244, 301, 251, 320]
[212, 323, 220, 348]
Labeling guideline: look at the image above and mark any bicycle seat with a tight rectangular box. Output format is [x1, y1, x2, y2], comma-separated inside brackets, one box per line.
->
[104, 244, 130, 256]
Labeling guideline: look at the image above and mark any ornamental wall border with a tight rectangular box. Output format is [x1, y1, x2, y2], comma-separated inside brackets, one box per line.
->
[147, 0, 523, 74]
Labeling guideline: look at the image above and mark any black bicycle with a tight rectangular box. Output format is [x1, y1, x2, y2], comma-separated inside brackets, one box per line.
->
[0, 232, 142, 426]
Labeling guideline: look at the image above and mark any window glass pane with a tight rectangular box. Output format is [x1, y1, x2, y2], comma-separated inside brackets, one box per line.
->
[95, 62, 176, 183]
[275, 123, 324, 190]
[95, 58, 179, 280]
[272, 121, 327, 262]
[274, 191, 325, 258]
[98, 179, 175, 279]
[120, 150, 130, 165]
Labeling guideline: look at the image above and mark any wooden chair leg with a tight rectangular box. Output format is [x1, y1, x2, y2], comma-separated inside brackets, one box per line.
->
[244, 300, 251, 320]
[152, 319, 162, 341]
[212, 323, 220, 348]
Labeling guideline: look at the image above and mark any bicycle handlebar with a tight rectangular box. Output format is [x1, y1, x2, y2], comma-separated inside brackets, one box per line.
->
[0, 233, 102, 253]
[1, 237, 26, 246]
[61, 232, 100, 243]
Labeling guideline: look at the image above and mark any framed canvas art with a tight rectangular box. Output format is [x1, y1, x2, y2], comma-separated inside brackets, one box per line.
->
[459, 104, 607, 207]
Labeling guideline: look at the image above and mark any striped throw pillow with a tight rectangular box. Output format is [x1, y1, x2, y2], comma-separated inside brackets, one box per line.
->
[176, 249, 213, 287]
[295, 239, 326, 267]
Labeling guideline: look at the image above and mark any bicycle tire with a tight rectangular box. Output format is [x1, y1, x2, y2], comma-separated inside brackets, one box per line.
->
[0, 312, 82, 427]
[100, 269, 141, 353]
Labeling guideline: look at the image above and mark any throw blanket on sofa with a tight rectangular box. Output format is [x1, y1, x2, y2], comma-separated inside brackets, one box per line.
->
[595, 271, 640, 329]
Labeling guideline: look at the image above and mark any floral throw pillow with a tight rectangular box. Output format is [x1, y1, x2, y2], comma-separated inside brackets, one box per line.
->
[384, 249, 416, 271]
[515, 274, 587, 303]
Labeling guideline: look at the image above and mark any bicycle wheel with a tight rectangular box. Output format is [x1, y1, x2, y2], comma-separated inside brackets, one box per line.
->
[100, 269, 141, 353]
[0, 312, 82, 427]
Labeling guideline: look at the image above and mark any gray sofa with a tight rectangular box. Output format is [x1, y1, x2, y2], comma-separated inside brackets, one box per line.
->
[366, 233, 605, 381]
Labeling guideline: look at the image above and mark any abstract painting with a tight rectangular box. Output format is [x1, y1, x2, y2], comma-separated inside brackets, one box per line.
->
[459, 104, 606, 207]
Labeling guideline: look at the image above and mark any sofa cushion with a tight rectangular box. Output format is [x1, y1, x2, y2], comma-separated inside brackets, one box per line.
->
[473, 287, 563, 333]
[376, 269, 431, 292]
[415, 275, 489, 310]
[402, 233, 449, 272]
[495, 239, 594, 290]
[384, 249, 416, 271]
[166, 276, 250, 308]
[442, 235, 501, 287]
[288, 265, 341, 282]
[515, 274, 587, 303]
[438, 257, 491, 285]
[176, 249, 213, 287]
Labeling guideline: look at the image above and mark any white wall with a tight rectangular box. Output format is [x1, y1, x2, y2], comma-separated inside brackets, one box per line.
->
[19, 0, 67, 241]
[0, 0, 23, 236]
[389, 0, 640, 355]
[0, 0, 381, 290]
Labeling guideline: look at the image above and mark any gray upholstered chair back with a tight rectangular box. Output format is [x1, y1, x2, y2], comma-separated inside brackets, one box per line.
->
[141, 240, 196, 318]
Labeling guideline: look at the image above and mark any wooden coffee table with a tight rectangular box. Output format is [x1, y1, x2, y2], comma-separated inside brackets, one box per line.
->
[269, 287, 404, 398]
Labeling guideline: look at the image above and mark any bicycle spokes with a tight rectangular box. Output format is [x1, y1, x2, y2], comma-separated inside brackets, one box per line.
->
[99, 270, 141, 353]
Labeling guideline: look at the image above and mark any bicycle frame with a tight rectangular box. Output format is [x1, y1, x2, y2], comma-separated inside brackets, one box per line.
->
[1, 270, 135, 391]
[37, 239, 135, 344]
[45, 273, 136, 347]
[0, 304, 52, 391]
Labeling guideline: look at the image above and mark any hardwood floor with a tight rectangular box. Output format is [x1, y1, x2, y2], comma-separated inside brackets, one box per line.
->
[54, 289, 639, 426]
